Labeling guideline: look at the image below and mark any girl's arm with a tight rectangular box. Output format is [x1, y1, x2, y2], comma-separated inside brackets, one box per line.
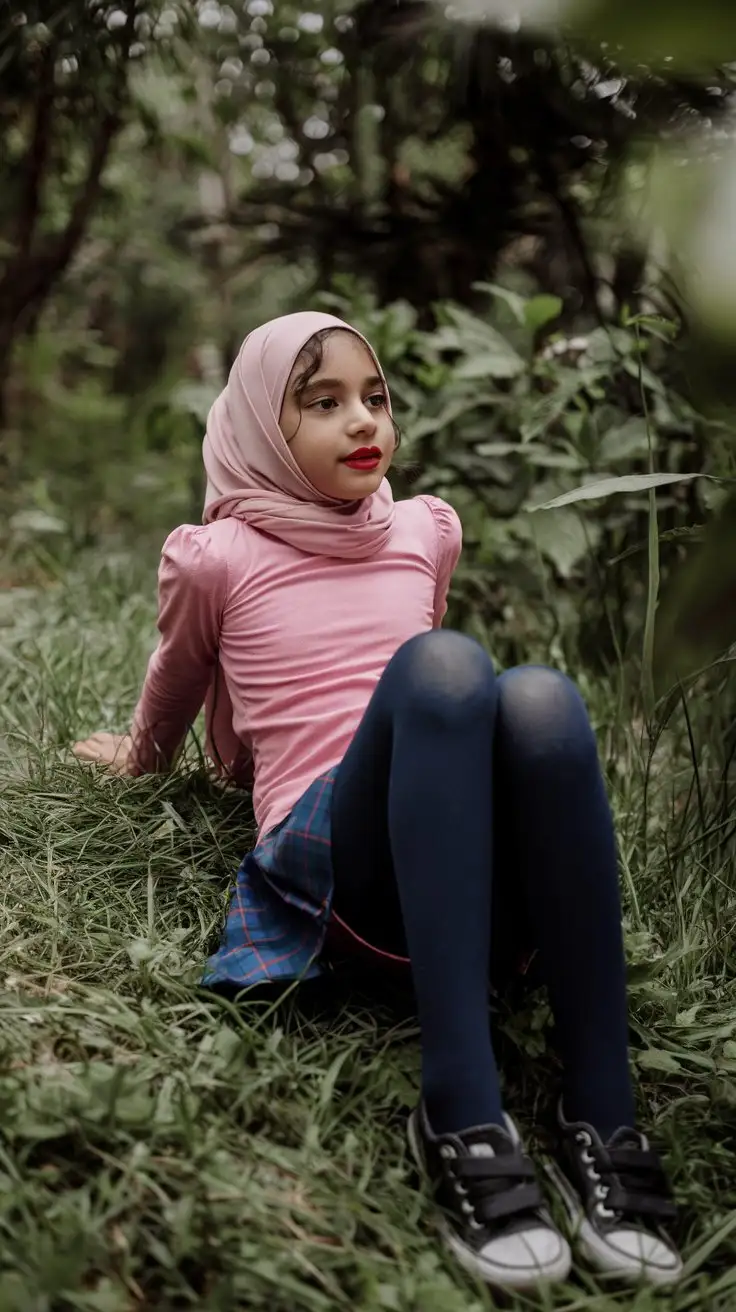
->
[73, 526, 227, 776]
[127, 525, 227, 774]
[74, 528, 252, 782]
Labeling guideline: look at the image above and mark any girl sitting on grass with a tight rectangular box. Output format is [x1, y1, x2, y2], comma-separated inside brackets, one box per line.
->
[74, 311, 682, 1294]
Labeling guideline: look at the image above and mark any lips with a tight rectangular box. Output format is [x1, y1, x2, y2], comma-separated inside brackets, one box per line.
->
[342, 446, 382, 471]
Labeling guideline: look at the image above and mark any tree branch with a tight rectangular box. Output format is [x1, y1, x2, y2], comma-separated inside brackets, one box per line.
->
[0, 2, 137, 335]
[47, 3, 137, 272]
[17, 38, 57, 258]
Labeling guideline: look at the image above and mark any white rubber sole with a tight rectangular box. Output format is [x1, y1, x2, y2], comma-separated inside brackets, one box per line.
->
[544, 1159, 684, 1287]
[406, 1111, 572, 1291]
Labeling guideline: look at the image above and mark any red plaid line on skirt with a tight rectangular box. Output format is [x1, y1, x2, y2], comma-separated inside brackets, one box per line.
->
[203, 768, 337, 990]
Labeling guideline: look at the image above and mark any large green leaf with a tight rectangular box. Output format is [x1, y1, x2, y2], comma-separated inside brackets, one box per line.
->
[454, 346, 526, 380]
[406, 397, 496, 441]
[477, 441, 585, 470]
[599, 418, 652, 463]
[472, 281, 527, 324]
[529, 472, 711, 511]
[520, 507, 597, 577]
[524, 294, 563, 332]
[433, 306, 526, 378]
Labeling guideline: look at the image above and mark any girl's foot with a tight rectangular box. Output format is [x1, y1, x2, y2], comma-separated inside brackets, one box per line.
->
[407, 1101, 571, 1291]
[548, 1102, 683, 1286]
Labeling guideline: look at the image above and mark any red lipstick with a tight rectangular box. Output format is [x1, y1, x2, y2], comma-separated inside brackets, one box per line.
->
[342, 446, 382, 471]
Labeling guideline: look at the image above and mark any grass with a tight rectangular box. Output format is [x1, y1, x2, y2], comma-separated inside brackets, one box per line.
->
[1, 549, 736, 1312]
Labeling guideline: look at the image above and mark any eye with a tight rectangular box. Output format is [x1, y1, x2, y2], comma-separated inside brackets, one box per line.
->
[366, 392, 387, 408]
[309, 397, 337, 412]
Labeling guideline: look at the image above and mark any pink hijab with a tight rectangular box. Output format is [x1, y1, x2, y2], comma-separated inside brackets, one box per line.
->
[202, 310, 395, 558]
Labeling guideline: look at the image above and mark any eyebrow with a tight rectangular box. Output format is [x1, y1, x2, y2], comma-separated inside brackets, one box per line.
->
[298, 374, 384, 397]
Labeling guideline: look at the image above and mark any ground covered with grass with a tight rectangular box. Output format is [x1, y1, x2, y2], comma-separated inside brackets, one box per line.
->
[1, 553, 735, 1311]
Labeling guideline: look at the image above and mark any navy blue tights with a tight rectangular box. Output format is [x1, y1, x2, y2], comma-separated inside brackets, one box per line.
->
[331, 631, 636, 1140]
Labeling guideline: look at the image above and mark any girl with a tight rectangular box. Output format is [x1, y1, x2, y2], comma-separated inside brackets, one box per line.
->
[74, 311, 682, 1293]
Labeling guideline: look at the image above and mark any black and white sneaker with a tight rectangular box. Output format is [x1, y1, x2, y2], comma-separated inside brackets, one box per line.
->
[407, 1101, 571, 1290]
[547, 1102, 683, 1286]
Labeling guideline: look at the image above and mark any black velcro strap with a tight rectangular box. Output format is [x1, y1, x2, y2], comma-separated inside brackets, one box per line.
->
[456, 1156, 537, 1183]
[477, 1182, 545, 1223]
[605, 1183, 678, 1221]
[606, 1147, 662, 1174]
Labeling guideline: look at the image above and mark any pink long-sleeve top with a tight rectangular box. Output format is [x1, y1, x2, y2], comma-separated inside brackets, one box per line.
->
[130, 494, 462, 837]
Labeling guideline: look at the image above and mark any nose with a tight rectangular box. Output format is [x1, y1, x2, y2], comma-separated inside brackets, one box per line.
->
[346, 400, 378, 436]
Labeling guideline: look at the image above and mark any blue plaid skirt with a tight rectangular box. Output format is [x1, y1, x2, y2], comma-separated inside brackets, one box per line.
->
[202, 766, 411, 992]
[202, 768, 336, 990]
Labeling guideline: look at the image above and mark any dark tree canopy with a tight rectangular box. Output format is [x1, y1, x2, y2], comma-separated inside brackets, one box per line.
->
[178, 0, 733, 318]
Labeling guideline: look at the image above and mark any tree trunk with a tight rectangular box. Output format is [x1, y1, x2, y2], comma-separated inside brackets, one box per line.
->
[0, 3, 137, 489]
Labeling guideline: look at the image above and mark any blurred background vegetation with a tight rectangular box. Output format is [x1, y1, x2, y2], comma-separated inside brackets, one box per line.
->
[2, 0, 736, 685]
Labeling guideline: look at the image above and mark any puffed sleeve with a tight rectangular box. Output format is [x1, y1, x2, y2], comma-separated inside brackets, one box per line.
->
[129, 525, 227, 774]
[423, 496, 463, 627]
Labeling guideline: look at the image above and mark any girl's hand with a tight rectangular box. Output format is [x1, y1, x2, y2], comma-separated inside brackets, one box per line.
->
[72, 732, 135, 776]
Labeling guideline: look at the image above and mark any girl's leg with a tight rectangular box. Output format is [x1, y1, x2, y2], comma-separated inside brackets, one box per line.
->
[493, 667, 681, 1285]
[332, 649, 678, 1288]
[331, 629, 502, 1134]
[331, 632, 572, 1292]
[494, 665, 635, 1140]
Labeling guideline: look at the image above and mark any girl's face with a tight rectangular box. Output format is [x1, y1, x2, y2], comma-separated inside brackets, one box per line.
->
[280, 330, 396, 501]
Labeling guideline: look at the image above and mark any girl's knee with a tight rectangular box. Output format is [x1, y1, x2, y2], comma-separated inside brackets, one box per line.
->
[497, 666, 596, 760]
[389, 630, 497, 724]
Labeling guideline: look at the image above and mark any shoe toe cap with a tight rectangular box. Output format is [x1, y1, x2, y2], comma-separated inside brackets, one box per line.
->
[606, 1227, 682, 1281]
[481, 1226, 570, 1276]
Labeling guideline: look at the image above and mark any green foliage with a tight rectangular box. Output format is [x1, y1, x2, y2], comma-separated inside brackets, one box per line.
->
[7, 323, 203, 544]
[145, 0, 736, 314]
